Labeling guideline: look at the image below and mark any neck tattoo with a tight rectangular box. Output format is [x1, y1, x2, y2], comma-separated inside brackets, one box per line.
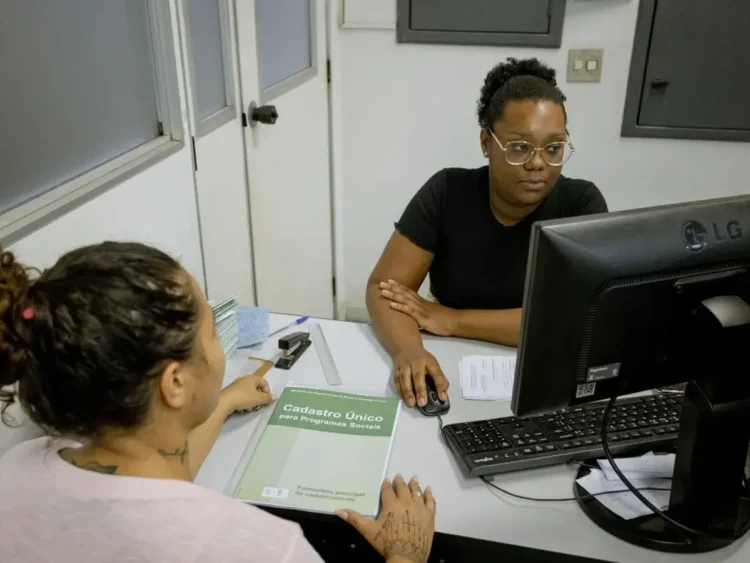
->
[158, 441, 189, 464]
[70, 459, 119, 475]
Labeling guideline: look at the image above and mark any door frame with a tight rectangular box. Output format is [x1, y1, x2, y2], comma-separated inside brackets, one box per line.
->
[327, 0, 346, 319]
[234, 0, 339, 317]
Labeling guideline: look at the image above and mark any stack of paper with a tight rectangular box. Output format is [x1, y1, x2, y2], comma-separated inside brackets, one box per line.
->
[576, 452, 675, 520]
[459, 355, 517, 401]
[211, 297, 239, 358]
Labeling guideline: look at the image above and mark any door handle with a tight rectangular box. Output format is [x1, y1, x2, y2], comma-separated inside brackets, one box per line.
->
[248, 102, 278, 127]
[650, 78, 670, 89]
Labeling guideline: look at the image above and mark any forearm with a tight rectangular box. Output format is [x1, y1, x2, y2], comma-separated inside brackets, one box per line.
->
[452, 308, 522, 347]
[366, 282, 424, 357]
[187, 392, 235, 478]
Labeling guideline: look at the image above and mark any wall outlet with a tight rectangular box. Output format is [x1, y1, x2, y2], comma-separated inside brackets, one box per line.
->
[567, 49, 604, 83]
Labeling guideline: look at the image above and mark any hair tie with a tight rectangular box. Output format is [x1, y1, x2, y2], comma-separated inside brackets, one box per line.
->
[21, 307, 34, 320]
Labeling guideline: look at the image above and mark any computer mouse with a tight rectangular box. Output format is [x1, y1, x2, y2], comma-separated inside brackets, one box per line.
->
[417, 375, 450, 417]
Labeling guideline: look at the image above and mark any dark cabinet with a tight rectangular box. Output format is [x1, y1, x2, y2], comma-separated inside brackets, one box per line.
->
[622, 0, 750, 142]
[397, 0, 566, 48]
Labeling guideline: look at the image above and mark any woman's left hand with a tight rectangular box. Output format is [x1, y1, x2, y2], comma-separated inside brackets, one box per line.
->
[222, 374, 278, 414]
[380, 280, 457, 337]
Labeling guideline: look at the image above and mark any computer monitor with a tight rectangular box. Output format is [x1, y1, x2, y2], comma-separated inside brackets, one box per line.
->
[512, 195, 750, 553]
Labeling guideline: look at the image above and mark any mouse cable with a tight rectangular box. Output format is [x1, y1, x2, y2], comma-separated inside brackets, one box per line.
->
[480, 474, 670, 503]
[601, 395, 750, 541]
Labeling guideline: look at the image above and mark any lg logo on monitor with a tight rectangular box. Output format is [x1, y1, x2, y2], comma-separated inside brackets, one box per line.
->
[683, 220, 742, 251]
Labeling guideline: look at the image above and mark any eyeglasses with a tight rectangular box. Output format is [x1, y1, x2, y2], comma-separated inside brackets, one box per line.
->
[489, 129, 575, 167]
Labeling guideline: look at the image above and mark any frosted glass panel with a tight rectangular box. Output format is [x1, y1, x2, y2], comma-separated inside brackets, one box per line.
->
[186, 0, 228, 119]
[255, 0, 314, 92]
[0, 0, 160, 214]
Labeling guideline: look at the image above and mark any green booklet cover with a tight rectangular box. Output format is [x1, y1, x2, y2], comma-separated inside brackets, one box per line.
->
[232, 386, 401, 517]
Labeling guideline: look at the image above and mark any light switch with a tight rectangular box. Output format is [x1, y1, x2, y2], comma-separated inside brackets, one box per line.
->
[567, 49, 604, 83]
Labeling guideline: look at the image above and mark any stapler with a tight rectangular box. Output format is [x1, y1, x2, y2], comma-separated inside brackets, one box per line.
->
[275, 331, 312, 370]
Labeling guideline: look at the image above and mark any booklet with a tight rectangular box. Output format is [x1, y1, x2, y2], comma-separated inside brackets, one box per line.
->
[232, 386, 401, 517]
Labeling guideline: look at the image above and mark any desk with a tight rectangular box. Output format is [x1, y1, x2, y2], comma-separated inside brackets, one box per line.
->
[196, 315, 750, 563]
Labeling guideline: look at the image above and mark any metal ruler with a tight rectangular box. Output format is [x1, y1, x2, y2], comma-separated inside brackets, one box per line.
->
[309, 323, 342, 385]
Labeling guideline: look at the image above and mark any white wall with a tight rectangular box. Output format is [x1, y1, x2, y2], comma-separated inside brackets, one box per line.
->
[335, 0, 750, 316]
[9, 148, 204, 282]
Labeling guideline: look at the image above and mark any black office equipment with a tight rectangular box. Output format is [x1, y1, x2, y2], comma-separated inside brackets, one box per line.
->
[275, 332, 311, 370]
[443, 393, 681, 476]
[396, 0, 567, 49]
[417, 375, 451, 417]
[445, 195, 750, 553]
[622, 0, 750, 143]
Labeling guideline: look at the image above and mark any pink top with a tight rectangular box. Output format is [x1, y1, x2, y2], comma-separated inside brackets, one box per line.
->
[0, 438, 324, 563]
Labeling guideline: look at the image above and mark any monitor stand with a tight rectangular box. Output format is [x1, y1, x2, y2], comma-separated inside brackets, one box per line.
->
[576, 296, 750, 553]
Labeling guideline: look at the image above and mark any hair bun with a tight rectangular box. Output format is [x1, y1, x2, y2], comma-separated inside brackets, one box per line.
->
[0, 249, 32, 422]
[490, 57, 558, 89]
[0, 251, 28, 317]
[477, 57, 565, 128]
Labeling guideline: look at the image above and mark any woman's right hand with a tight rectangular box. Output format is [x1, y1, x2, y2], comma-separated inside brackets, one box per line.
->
[336, 475, 435, 563]
[394, 348, 449, 408]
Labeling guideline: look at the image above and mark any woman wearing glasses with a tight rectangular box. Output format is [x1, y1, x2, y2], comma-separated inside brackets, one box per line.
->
[367, 57, 608, 408]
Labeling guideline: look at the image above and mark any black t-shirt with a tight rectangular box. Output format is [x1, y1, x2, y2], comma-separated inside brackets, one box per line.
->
[395, 166, 608, 310]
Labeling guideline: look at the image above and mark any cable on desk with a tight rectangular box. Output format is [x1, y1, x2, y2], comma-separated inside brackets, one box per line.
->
[567, 459, 595, 468]
[600, 396, 750, 541]
[480, 475, 670, 503]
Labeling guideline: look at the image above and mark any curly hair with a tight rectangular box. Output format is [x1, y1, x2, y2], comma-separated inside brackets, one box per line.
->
[477, 57, 567, 130]
[0, 242, 199, 437]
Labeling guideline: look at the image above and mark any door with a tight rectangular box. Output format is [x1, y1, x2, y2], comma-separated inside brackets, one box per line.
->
[179, 0, 256, 306]
[235, 0, 334, 318]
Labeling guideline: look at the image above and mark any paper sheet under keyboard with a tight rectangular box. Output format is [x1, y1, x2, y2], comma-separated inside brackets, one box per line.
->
[459, 356, 516, 401]
[576, 468, 671, 520]
[597, 452, 676, 482]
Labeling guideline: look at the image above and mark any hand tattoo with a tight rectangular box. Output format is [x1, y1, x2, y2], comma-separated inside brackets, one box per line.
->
[158, 441, 189, 464]
[374, 510, 430, 563]
[70, 460, 119, 475]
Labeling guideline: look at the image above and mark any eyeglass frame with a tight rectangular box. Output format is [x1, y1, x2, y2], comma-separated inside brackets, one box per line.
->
[487, 129, 575, 167]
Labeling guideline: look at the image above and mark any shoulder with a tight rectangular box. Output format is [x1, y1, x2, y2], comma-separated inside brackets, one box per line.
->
[442, 166, 488, 190]
[556, 176, 603, 199]
[413, 167, 487, 207]
[419, 166, 486, 192]
[0, 437, 69, 468]
[548, 176, 608, 216]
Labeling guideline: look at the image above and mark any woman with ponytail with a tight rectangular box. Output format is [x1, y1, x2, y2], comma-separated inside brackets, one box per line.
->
[0, 242, 435, 563]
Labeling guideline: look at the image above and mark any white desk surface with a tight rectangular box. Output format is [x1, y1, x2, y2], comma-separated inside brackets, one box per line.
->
[196, 315, 749, 563]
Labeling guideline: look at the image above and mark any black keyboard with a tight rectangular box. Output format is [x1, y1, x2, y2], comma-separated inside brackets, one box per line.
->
[442, 393, 682, 477]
